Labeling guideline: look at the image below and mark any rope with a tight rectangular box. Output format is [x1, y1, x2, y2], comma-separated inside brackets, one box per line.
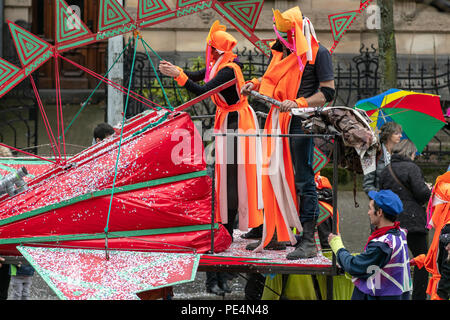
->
[0, 142, 57, 165]
[104, 33, 140, 258]
[140, 38, 186, 106]
[141, 39, 184, 103]
[54, 54, 67, 164]
[29, 76, 60, 161]
[140, 37, 173, 111]
[131, 112, 169, 137]
[58, 54, 172, 113]
[64, 37, 133, 135]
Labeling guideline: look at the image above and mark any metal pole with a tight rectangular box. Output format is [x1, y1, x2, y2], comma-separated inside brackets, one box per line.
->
[327, 133, 340, 300]
[210, 136, 215, 254]
[107, 0, 124, 126]
[213, 132, 337, 138]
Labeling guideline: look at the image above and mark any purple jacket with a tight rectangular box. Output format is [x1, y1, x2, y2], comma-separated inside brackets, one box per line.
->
[353, 228, 412, 296]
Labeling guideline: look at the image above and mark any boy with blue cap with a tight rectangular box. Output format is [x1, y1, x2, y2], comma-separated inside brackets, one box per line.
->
[328, 189, 413, 300]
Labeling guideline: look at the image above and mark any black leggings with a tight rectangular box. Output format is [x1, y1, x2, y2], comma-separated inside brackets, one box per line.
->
[206, 112, 239, 288]
[407, 232, 429, 300]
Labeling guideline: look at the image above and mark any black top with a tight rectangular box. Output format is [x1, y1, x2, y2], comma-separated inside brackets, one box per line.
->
[437, 224, 450, 300]
[184, 63, 242, 106]
[270, 40, 334, 99]
[379, 154, 431, 234]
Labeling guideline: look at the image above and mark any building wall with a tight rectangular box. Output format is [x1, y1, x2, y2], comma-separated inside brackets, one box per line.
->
[4, 0, 31, 23]
[124, 0, 450, 57]
[3, 0, 449, 56]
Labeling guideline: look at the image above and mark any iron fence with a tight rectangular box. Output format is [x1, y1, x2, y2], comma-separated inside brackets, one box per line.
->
[123, 42, 450, 165]
[0, 21, 38, 155]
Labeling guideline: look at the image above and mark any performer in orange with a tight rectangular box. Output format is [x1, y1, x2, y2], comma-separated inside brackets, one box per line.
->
[242, 6, 335, 259]
[411, 171, 450, 300]
[159, 20, 263, 294]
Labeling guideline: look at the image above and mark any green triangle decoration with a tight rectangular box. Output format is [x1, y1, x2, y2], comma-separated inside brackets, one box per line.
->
[56, 0, 92, 44]
[176, 0, 202, 8]
[360, 0, 374, 11]
[223, 0, 264, 31]
[137, 0, 171, 20]
[0, 58, 21, 87]
[98, 0, 134, 32]
[328, 11, 358, 42]
[313, 146, 329, 174]
[8, 21, 52, 67]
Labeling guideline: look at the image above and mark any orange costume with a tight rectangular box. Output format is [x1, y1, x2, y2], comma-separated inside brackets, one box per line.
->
[249, 7, 320, 251]
[175, 21, 263, 231]
[413, 171, 450, 300]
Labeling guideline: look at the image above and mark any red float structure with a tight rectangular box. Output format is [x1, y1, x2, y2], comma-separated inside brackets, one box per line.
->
[0, 0, 375, 300]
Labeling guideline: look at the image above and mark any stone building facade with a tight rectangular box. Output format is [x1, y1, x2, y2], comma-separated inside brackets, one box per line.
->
[2, 0, 450, 56]
[121, 0, 450, 57]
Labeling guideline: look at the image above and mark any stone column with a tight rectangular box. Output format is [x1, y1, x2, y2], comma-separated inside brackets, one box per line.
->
[107, 0, 124, 127]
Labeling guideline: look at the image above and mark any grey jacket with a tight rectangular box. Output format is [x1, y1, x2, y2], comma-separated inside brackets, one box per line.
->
[363, 144, 390, 194]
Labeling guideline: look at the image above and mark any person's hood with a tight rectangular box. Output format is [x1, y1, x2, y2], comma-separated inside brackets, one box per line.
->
[272, 6, 308, 58]
[204, 20, 237, 82]
[206, 20, 237, 53]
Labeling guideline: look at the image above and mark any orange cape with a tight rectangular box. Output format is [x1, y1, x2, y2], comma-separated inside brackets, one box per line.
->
[207, 22, 264, 230]
[414, 171, 450, 300]
[256, 6, 319, 250]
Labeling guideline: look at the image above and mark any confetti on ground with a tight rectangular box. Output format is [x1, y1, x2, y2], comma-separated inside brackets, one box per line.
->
[201, 230, 332, 268]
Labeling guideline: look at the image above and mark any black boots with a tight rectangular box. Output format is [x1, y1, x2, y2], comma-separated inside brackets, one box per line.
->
[206, 283, 225, 296]
[240, 225, 263, 239]
[206, 272, 234, 296]
[245, 231, 286, 251]
[286, 220, 318, 260]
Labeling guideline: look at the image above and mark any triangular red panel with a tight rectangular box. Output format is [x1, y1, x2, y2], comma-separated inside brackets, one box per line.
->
[222, 0, 264, 31]
[176, 0, 202, 8]
[0, 58, 21, 88]
[56, 0, 93, 44]
[360, 0, 374, 10]
[328, 11, 358, 42]
[8, 21, 52, 67]
[98, 0, 134, 32]
[137, 0, 171, 20]
[18, 246, 200, 300]
[261, 38, 275, 49]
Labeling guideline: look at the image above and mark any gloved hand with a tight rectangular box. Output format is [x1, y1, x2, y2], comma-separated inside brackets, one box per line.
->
[328, 233, 345, 254]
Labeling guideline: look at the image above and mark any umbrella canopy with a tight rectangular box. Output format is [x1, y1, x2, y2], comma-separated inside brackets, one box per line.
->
[355, 89, 446, 152]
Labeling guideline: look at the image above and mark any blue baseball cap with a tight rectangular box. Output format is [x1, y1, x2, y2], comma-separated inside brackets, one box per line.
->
[368, 190, 403, 216]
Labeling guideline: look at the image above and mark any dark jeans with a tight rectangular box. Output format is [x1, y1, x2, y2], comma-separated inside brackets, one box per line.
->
[407, 232, 429, 300]
[0, 265, 11, 300]
[289, 115, 319, 223]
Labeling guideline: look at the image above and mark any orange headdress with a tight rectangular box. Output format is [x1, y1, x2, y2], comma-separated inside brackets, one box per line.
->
[272, 6, 319, 69]
[205, 20, 237, 81]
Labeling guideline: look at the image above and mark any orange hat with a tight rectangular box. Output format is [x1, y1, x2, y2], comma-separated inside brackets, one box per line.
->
[206, 20, 237, 53]
[272, 6, 308, 57]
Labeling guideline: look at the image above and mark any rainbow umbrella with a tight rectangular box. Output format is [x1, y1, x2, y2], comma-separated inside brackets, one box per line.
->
[355, 89, 446, 153]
